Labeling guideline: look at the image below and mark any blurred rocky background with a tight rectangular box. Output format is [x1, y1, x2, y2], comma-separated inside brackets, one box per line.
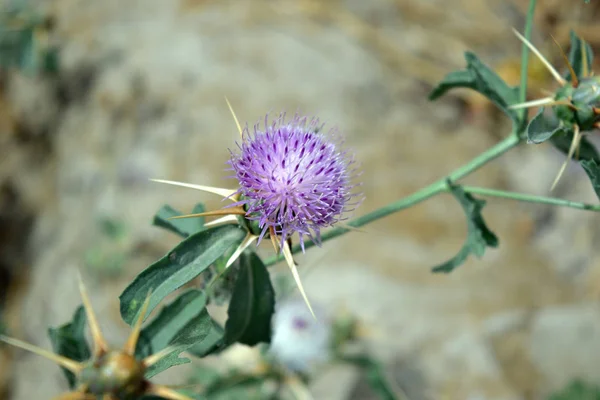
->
[1, 0, 600, 399]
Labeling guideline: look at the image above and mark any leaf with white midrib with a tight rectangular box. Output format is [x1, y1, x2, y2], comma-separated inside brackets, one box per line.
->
[119, 224, 246, 326]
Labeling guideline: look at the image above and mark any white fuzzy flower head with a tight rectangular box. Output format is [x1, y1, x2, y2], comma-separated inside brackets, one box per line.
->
[269, 299, 332, 373]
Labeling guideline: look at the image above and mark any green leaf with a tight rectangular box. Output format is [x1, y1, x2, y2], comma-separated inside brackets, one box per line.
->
[47, 306, 91, 388]
[136, 289, 208, 358]
[134, 289, 219, 377]
[567, 30, 594, 82]
[188, 365, 223, 387]
[223, 252, 275, 347]
[42, 46, 60, 74]
[432, 183, 498, 273]
[0, 7, 56, 76]
[526, 107, 563, 144]
[581, 159, 600, 200]
[17, 27, 36, 74]
[341, 355, 398, 400]
[188, 367, 271, 400]
[187, 319, 225, 357]
[98, 216, 128, 240]
[205, 376, 268, 400]
[153, 203, 206, 238]
[119, 224, 246, 326]
[549, 379, 600, 400]
[144, 307, 216, 378]
[208, 246, 244, 306]
[429, 52, 521, 127]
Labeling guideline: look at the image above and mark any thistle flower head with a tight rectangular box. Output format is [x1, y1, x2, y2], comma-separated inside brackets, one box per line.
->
[151, 109, 362, 318]
[228, 113, 361, 250]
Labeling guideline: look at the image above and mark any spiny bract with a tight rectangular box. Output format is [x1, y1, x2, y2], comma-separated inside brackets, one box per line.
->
[0, 275, 193, 400]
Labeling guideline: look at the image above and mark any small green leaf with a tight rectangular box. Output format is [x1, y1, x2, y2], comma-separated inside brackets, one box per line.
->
[119, 224, 246, 326]
[136, 289, 208, 358]
[223, 252, 275, 347]
[187, 365, 223, 387]
[526, 107, 563, 144]
[341, 355, 398, 400]
[567, 30, 594, 82]
[432, 183, 498, 273]
[18, 27, 37, 74]
[205, 377, 268, 400]
[153, 203, 206, 238]
[0, 7, 57, 76]
[98, 216, 128, 240]
[47, 306, 91, 388]
[187, 319, 225, 357]
[209, 247, 243, 306]
[134, 289, 218, 377]
[581, 159, 600, 200]
[549, 379, 600, 400]
[429, 52, 521, 127]
[144, 307, 215, 378]
[43, 46, 60, 74]
[188, 367, 271, 400]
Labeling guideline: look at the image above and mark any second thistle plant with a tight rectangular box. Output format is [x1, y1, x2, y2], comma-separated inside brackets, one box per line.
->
[0, 276, 195, 400]
[509, 29, 600, 192]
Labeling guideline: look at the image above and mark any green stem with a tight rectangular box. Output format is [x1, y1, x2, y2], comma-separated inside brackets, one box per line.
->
[339, 354, 405, 400]
[263, 0, 539, 267]
[518, 0, 537, 123]
[264, 134, 520, 266]
[462, 186, 600, 211]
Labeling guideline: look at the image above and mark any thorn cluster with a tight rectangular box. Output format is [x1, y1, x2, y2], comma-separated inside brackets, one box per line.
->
[510, 28, 600, 190]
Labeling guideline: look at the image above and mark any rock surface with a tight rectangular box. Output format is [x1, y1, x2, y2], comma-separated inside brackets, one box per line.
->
[2, 1, 600, 399]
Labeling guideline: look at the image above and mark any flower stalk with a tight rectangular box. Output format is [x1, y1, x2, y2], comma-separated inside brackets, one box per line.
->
[265, 133, 521, 266]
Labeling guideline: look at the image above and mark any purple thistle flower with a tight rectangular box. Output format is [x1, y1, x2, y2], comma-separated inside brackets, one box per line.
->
[228, 113, 361, 251]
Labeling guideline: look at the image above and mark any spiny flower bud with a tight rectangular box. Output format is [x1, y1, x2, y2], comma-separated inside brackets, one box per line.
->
[509, 29, 600, 190]
[0, 275, 194, 400]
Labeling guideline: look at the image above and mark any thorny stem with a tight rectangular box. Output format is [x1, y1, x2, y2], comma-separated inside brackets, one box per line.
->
[264, 134, 521, 266]
[265, 130, 600, 267]
[264, 0, 558, 267]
